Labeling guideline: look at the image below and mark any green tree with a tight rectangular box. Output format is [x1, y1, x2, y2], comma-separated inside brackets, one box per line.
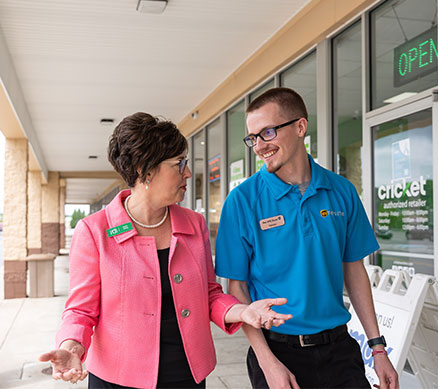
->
[70, 209, 86, 228]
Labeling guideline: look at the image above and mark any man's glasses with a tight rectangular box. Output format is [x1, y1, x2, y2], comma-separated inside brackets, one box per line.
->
[243, 118, 301, 148]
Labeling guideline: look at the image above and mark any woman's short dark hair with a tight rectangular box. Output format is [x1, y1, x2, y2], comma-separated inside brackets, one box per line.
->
[247, 87, 308, 120]
[108, 112, 187, 187]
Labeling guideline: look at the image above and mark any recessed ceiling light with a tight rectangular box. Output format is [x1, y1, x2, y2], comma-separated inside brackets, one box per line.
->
[383, 92, 417, 104]
[100, 118, 114, 125]
[136, 0, 167, 14]
[88, 155, 98, 159]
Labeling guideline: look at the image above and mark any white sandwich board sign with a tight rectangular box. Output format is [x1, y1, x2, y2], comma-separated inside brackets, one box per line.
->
[347, 267, 437, 388]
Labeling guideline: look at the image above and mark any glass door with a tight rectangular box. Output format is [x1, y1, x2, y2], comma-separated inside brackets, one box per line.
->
[372, 108, 434, 275]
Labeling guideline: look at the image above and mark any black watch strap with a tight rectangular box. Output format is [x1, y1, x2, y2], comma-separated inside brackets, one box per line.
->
[367, 335, 386, 348]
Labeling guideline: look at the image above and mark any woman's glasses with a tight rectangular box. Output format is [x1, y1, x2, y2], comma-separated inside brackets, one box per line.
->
[177, 156, 189, 174]
[163, 155, 189, 174]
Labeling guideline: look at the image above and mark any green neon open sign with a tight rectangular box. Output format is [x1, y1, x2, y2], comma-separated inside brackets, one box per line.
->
[393, 27, 438, 87]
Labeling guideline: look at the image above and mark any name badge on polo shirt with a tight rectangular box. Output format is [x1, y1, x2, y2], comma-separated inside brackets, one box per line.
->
[106, 222, 133, 237]
[259, 215, 285, 230]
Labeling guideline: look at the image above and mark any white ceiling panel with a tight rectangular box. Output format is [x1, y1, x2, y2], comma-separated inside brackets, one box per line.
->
[0, 0, 311, 201]
[66, 178, 118, 204]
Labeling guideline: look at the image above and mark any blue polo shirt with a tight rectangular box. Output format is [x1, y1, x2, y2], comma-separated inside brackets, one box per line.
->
[215, 155, 379, 335]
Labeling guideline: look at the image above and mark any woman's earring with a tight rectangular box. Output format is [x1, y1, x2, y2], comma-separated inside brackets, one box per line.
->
[145, 179, 150, 190]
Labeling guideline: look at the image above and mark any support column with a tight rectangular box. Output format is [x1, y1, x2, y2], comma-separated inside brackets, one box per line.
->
[27, 171, 42, 255]
[59, 179, 66, 250]
[41, 172, 60, 255]
[4, 139, 28, 298]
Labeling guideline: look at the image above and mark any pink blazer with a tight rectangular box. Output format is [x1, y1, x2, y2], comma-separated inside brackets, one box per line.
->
[56, 190, 241, 388]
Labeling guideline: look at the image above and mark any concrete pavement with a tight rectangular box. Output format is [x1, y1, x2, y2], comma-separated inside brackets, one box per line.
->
[0, 255, 251, 389]
[0, 255, 83, 389]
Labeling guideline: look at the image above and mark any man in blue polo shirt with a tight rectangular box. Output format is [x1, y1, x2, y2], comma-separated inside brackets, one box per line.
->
[215, 88, 398, 389]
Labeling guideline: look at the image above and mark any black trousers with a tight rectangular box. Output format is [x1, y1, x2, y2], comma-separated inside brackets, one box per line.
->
[88, 372, 205, 389]
[247, 328, 371, 389]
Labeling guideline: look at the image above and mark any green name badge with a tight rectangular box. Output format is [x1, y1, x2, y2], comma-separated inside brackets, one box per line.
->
[106, 222, 133, 237]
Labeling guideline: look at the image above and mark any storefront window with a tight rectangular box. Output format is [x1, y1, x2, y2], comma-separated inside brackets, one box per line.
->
[333, 21, 363, 196]
[250, 79, 275, 101]
[371, 0, 438, 110]
[281, 51, 317, 160]
[207, 119, 222, 253]
[373, 109, 433, 275]
[193, 130, 205, 217]
[249, 80, 275, 173]
[178, 139, 192, 209]
[227, 100, 246, 192]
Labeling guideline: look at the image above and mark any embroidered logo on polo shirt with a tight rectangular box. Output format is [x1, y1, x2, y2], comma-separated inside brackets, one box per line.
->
[320, 209, 344, 218]
[259, 215, 285, 230]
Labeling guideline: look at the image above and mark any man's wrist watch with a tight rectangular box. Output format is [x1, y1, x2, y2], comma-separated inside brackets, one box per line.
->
[367, 335, 386, 348]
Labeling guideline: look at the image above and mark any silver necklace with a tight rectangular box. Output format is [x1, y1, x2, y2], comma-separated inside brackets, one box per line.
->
[124, 195, 168, 228]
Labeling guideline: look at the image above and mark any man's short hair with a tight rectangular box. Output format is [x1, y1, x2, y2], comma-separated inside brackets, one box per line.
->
[246, 87, 308, 120]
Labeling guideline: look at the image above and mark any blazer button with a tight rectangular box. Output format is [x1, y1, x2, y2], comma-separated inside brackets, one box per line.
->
[181, 309, 190, 318]
[174, 274, 183, 283]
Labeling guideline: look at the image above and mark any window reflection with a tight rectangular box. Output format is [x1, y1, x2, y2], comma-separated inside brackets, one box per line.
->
[281, 51, 317, 161]
[333, 21, 363, 196]
[193, 131, 205, 217]
[227, 101, 246, 192]
[207, 119, 221, 253]
[249, 80, 275, 173]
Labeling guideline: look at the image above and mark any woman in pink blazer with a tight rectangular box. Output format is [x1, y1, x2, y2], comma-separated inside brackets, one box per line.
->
[40, 112, 291, 389]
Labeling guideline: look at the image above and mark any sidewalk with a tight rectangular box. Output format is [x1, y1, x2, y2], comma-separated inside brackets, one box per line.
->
[0, 255, 251, 389]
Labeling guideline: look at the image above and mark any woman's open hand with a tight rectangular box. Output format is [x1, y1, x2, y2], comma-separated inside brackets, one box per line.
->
[39, 340, 88, 383]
